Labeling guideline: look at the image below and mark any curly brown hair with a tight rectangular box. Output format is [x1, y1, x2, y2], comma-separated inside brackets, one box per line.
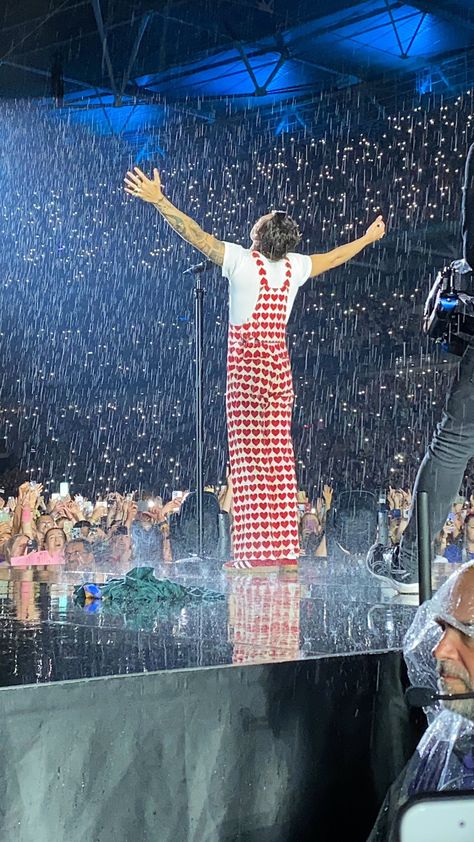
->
[254, 212, 301, 260]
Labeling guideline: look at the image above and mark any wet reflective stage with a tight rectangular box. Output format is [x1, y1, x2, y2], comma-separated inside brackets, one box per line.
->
[0, 557, 423, 687]
[0, 556, 434, 842]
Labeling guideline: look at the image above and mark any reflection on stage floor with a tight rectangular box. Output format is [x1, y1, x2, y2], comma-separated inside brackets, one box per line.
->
[0, 555, 452, 687]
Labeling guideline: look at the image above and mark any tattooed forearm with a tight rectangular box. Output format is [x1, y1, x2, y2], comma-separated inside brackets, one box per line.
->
[153, 198, 224, 266]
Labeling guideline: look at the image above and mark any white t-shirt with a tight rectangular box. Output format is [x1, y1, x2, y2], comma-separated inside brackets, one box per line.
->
[222, 242, 313, 326]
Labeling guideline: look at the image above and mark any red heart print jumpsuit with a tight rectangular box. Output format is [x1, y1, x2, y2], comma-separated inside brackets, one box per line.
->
[226, 251, 300, 564]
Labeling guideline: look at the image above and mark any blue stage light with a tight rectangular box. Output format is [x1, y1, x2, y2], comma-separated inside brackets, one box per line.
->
[438, 294, 458, 311]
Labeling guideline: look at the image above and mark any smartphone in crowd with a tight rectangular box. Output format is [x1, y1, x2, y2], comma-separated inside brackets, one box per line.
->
[446, 512, 456, 533]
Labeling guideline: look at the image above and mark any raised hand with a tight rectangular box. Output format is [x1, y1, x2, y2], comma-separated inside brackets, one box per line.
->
[124, 167, 164, 204]
[401, 489, 412, 510]
[18, 482, 30, 504]
[23, 483, 43, 511]
[62, 501, 83, 522]
[387, 487, 401, 510]
[322, 484, 333, 510]
[124, 501, 138, 525]
[365, 215, 385, 243]
[91, 501, 107, 521]
[162, 499, 182, 517]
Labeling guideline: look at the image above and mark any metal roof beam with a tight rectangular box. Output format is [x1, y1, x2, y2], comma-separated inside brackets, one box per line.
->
[120, 12, 153, 98]
[407, 1, 474, 33]
[0, 58, 109, 93]
[90, 0, 119, 101]
[383, 0, 426, 59]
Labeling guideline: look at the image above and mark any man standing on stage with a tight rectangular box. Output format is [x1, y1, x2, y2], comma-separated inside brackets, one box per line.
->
[124, 166, 385, 571]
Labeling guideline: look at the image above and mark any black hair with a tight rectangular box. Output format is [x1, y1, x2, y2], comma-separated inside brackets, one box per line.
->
[112, 525, 129, 536]
[67, 537, 92, 549]
[255, 212, 301, 261]
[44, 526, 66, 542]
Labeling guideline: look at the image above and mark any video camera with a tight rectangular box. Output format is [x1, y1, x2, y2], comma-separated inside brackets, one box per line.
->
[423, 262, 474, 355]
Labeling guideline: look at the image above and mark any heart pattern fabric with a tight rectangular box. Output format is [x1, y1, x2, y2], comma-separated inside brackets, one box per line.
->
[229, 577, 301, 664]
[226, 251, 300, 563]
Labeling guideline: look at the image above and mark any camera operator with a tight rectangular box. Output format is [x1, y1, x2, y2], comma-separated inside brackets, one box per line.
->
[368, 141, 474, 593]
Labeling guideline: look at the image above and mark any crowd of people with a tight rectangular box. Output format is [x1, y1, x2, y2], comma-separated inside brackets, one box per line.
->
[384, 485, 474, 566]
[9, 474, 474, 572]
[0, 483, 182, 573]
[0, 476, 337, 571]
[0, 466, 473, 572]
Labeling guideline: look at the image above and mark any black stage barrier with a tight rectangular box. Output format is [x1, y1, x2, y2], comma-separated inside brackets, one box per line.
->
[0, 650, 423, 842]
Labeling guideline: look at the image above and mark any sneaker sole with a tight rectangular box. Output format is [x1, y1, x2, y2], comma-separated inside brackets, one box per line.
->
[365, 554, 395, 587]
[366, 558, 419, 594]
[391, 580, 419, 595]
[366, 567, 398, 589]
[223, 562, 280, 574]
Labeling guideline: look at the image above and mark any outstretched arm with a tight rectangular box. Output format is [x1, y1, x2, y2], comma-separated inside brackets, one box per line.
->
[124, 166, 224, 266]
[309, 216, 385, 278]
[152, 195, 224, 265]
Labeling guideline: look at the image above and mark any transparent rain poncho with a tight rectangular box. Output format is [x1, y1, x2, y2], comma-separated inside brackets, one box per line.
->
[368, 562, 474, 842]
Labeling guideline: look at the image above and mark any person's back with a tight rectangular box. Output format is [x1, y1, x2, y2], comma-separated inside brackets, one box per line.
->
[169, 490, 220, 558]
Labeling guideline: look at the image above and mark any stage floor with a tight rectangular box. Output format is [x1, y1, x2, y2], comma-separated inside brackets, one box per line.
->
[0, 554, 442, 687]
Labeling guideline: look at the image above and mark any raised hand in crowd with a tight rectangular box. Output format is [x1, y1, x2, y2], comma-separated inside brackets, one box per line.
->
[161, 499, 183, 518]
[123, 499, 138, 529]
[387, 487, 404, 511]
[396, 489, 411, 512]
[322, 484, 333, 511]
[91, 499, 108, 522]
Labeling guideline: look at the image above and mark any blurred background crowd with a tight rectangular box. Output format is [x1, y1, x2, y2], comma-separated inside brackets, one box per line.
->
[0, 475, 470, 573]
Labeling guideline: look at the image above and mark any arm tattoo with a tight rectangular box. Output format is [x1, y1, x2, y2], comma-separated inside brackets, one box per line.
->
[154, 201, 224, 266]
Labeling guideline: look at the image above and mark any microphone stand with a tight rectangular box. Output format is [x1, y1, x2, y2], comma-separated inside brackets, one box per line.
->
[417, 490, 432, 604]
[194, 271, 205, 557]
[184, 260, 214, 558]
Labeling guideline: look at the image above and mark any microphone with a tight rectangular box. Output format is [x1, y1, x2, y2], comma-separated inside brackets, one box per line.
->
[405, 686, 474, 708]
[182, 259, 215, 275]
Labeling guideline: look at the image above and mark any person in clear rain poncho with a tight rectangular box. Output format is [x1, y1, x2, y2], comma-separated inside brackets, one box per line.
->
[368, 561, 474, 841]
